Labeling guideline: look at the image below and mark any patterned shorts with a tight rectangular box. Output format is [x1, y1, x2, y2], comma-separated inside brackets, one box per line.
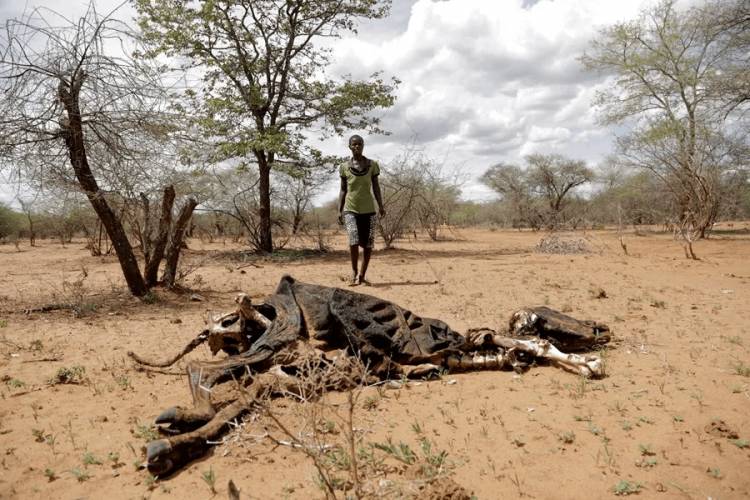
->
[343, 212, 376, 248]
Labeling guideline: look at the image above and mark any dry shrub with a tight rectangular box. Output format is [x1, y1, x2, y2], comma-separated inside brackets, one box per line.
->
[223, 355, 465, 499]
[535, 234, 591, 255]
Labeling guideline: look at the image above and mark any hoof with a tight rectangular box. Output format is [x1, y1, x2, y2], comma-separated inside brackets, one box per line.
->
[155, 407, 178, 425]
[146, 439, 174, 476]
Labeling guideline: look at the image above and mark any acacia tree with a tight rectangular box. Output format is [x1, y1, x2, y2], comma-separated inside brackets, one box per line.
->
[0, 5, 194, 296]
[581, 0, 748, 239]
[481, 154, 592, 229]
[526, 154, 593, 227]
[136, 0, 398, 252]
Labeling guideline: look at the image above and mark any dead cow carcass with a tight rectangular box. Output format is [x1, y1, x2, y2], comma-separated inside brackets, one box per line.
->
[128, 275, 610, 475]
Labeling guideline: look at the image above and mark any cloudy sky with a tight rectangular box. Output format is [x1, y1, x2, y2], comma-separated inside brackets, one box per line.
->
[0, 0, 663, 205]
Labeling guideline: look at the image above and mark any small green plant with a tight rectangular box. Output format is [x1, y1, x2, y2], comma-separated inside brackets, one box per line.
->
[70, 467, 91, 482]
[145, 473, 158, 490]
[372, 439, 417, 465]
[317, 419, 337, 435]
[411, 420, 423, 435]
[114, 374, 132, 390]
[707, 467, 722, 478]
[82, 451, 102, 466]
[29, 339, 43, 351]
[672, 415, 684, 422]
[730, 438, 749, 449]
[559, 431, 576, 444]
[613, 479, 642, 495]
[6, 378, 25, 389]
[201, 467, 217, 494]
[733, 362, 750, 377]
[638, 444, 655, 456]
[419, 438, 448, 479]
[0, 319, 7, 328]
[362, 395, 379, 410]
[108, 451, 123, 467]
[32, 428, 46, 443]
[44, 468, 57, 481]
[637, 416, 654, 425]
[588, 422, 603, 436]
[133, 422, 159, 441]
[51, 365, 86, 385]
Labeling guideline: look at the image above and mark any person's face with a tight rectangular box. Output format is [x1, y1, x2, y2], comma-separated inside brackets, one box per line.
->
[349, 137, 364, 156]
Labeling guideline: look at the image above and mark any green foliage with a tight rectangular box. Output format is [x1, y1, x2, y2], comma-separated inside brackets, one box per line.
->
[581, 0, 748, 237]
[0, 203, 23, 239]
[135, 0, 397, 251]
[481, 154, 592, 230]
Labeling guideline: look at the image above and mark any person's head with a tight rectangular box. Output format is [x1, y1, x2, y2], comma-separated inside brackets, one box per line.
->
[348, 134, 364, 156]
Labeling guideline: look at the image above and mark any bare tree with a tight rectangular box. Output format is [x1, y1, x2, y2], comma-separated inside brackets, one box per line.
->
[581, 0, 748, 239]
[274, 168, 328, 236]
[0, 4, 194, 296]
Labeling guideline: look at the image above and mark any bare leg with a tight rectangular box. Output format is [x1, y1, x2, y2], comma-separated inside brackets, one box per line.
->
[349, 245, 359, 284]
[359, 247, 372, 283]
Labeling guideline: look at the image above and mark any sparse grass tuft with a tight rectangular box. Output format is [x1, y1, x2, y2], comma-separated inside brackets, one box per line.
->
[201, 467, 217, 494]
[51, 365, 86, 385]
[133, 422, 159, 441]
[70, 467, 91, 482]
[613, 479, 642, 495]
[82, 451, 102, 466]
[733, 362, 750, 377]
[730, 438, 749, 449]
[44, 468, 57, 481]
[362, 395, 379, 410]
[5, 378, 25, 389]
[559, 431, 576, 444]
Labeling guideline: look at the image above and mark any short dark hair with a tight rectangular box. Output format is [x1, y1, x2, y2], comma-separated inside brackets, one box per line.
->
[348, 134, 364, 145]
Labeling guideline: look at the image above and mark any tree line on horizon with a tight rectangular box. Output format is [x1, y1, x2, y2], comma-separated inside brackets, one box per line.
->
[0, 0, 747, 297]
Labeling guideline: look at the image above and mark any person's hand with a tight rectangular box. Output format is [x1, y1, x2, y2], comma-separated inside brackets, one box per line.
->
[337, 213, 344, 226]
[379, 207, 386, 218]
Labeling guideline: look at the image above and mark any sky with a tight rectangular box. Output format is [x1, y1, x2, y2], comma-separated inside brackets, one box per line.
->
[0, 0, 662, 206]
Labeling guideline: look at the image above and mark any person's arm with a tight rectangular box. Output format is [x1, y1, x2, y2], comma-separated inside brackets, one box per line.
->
[338, 176, 347, 225]
[372, 175, 385, 217]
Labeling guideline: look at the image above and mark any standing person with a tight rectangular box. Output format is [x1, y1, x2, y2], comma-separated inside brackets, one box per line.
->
[338, 134, 386, 286]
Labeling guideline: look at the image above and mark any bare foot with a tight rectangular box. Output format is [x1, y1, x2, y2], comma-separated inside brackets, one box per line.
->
[348, 275, 360, 286]
[358, 275, 371, 286]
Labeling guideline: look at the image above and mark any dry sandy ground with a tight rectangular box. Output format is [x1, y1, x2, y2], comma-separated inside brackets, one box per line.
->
[0, 226, 749, 499]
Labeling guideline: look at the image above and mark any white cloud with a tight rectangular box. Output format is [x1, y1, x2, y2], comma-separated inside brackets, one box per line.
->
[1, 0, 662, 204]
[325, 0, 658, 198]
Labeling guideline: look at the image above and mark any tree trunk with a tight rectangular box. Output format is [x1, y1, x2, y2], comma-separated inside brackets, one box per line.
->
[143, 186, 176, 287]
[258, 155, 273, 252]
[58, 73, 148, 297]
[161, 198, 198, 288]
